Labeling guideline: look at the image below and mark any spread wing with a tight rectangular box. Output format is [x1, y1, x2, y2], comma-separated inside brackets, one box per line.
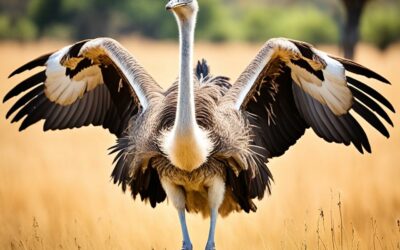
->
[224, 38, 395, 158]
[4, 38, 162, 137]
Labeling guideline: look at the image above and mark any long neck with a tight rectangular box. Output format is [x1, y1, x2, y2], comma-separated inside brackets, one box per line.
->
[161, 8, 212, 171]
[174, 13, 197, 135]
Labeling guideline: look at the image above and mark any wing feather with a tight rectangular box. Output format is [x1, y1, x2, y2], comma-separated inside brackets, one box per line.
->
[11, 92, 44, 123]
[44, 104, 64, 130]
[86, 86, 98, 125]
[8, 53, 52, 78]
[331, 56, 390, 83]
[312, 93, 343, 142]
[78, 89, 95, 127]
[347, 76, 394, 112]
[4, 71, 46, 102]
[19, 96, 48, 131]
[351, 101, 389, 138]
[6, 84, 43, 119]
[5, 38, 162, 137]
[320, 103, 351, 145]
[58, 102, 79, 129]
[226, 38, 394, 158]
[350, 85, 392, 125]
[68, 90, 89, 127]
[93, 84, 104, 125]
[340, 115, 370, 153]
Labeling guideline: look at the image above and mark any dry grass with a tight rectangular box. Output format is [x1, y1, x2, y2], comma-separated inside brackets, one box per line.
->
[0, 38, 399, 250]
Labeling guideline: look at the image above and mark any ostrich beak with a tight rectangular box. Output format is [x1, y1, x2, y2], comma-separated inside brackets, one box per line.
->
[166, 0, 192, 10]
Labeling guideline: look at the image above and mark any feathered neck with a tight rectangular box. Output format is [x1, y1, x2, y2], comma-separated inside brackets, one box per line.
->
[161, 7, 212, 172]
[174, 10, 197, 134]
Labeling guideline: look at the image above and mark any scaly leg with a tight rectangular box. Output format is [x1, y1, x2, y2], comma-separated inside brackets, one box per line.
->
[178, 209, 192, 250]
[205, 177, 225, 250]
[205, 208, 218, 250]
[161, 179, 192, 250]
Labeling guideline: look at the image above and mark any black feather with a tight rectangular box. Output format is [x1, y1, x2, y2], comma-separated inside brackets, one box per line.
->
[350, 86, 393, 126]
[65, 58, 93, 78]
[58, 100, 81, 129]
[53, 106, 75, 129]
[226, 167, 252, 213]
[85, 87, 99, 126]
[11, 93, 46, 123]
[43, 105, 64, 131]
[320, 104, 351, 145]
[4, 70, 46, 102]
[291, 59, 324, 81]
[289, 40, 314, 60]
[9, 53, 52, 78]
[92, 85, 105, 125]
[6, 84, 44, 119]
[352, 100, 389, 138]
[67, 91, 89, 127]
[67, 39, 90, 58]
[19, 99, 51, 131]
[331, 56, 390, 83]
[75, 90, 94, 127]
[348, 76, 395, 112]
[339, 115, 371, 153]
[128, 165, 166, 208]
[101, 66, 138, 136]
[196, 59, 209, 79]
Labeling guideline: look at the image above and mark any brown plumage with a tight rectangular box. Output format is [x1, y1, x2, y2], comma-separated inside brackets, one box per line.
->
[110, 71, 271, 216]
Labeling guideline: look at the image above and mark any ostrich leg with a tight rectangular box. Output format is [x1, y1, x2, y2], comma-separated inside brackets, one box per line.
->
[161, 180, 193, 250]
[178, 209, 192, 250]
[205, 177, 225, 250]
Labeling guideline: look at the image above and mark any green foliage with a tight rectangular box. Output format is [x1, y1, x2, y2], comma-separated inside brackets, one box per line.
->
[0, 15, 37, 40]
[42, 23, 73, 40]
[116, 0, 176, 39]
[0, 15, 11, 39]
[361, 2, 400, 49]
[14, 18, 38, 40]
[28, 0, 63, 32]
[240, 5, 339, 44]
[195, 0, 240, 42]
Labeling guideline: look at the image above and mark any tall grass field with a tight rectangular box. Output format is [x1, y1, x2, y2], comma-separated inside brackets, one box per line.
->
[0, 38, 399, 249]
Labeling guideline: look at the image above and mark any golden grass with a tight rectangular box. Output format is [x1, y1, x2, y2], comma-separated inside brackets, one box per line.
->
[0, 38, 399, 249]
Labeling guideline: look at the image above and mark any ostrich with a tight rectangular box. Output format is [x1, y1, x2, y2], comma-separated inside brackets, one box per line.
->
[4, 0, 394, 249]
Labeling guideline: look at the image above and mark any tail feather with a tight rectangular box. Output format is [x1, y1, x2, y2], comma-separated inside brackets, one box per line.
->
[196, 59, 210, 80]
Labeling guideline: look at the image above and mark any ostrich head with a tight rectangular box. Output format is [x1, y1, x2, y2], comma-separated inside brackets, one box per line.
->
[166, 0, 199, 20]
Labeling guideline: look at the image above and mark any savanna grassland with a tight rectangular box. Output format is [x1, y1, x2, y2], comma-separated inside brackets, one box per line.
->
[0, 38, 399, 249]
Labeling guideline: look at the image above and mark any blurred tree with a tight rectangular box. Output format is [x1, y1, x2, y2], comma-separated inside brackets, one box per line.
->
[0, 0, 28, 19]
[341, 0, 370, 59]
[0, 0, 399, 48]
[29, 0, 63, 34]
[61, 0, 117, 39]
[116, 0, 176, 39]
[361, 1, 400, 50]
[28, 0, 123, 39]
